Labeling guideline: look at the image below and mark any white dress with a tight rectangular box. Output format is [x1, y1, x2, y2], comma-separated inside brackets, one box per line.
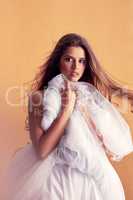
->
[3, 74, 133, 200]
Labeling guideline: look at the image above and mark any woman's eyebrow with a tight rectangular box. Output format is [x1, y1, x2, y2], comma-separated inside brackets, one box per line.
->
[63, 54, 85, 59]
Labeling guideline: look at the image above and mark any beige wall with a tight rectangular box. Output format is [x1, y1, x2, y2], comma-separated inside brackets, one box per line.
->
[0, 0, 133, 199]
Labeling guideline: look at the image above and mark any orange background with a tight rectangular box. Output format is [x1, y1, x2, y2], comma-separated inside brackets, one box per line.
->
[0, 0, 133, 199]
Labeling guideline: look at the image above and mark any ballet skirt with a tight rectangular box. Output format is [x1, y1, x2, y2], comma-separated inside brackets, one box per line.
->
[3, 74, 133, 200]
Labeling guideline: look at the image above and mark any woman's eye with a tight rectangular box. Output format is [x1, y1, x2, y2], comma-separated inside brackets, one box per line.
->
[64, 57, 73, 62]
[79, 59, 86, 65]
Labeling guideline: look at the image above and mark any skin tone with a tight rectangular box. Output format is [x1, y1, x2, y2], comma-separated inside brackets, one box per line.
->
[28, 46, 86, 159]
[59, 46, 86, 82]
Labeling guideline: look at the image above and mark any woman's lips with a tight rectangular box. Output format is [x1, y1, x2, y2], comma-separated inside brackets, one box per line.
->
[71, 72, 79, 76]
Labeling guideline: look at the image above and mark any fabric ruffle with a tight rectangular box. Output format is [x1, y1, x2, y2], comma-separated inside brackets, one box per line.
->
[41, 73, 133, 162]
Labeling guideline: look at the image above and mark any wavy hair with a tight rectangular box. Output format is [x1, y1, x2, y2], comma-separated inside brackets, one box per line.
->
[30, 33, 133, 104]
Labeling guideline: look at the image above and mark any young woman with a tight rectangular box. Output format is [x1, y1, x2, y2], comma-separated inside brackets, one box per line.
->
[4, 33, 133, 200]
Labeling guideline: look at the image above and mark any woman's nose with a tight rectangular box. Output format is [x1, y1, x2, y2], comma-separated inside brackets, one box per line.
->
[72, 60, 79, 69]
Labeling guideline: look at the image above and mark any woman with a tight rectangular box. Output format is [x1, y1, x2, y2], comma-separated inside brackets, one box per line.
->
[4, 33, 133, 200]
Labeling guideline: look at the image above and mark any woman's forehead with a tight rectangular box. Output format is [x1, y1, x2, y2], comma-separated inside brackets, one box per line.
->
[63, 46, 86, 58]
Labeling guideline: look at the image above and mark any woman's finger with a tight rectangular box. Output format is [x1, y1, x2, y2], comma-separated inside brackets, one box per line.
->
[64, 79, 71, 91]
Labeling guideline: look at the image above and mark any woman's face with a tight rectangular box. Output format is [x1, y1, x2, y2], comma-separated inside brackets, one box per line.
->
[59, 46, 86, 82]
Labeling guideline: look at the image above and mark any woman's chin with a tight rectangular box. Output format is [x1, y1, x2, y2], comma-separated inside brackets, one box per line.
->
[67, 75, 79, 82]
[62, 73, 80, 82]
[69, 77, 78, 82]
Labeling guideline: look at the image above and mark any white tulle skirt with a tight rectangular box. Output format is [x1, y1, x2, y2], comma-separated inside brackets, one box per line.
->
[2, 142, 125, 200]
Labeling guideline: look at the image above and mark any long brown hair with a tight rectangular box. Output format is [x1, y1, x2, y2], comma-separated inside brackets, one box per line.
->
[31, 33, 133, 104]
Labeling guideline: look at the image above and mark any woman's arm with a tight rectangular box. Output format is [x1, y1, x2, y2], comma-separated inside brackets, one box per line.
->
[28, 81, 76, 160]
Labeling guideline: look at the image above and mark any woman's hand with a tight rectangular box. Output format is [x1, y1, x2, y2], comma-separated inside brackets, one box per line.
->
[60, 79, 76, 115]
